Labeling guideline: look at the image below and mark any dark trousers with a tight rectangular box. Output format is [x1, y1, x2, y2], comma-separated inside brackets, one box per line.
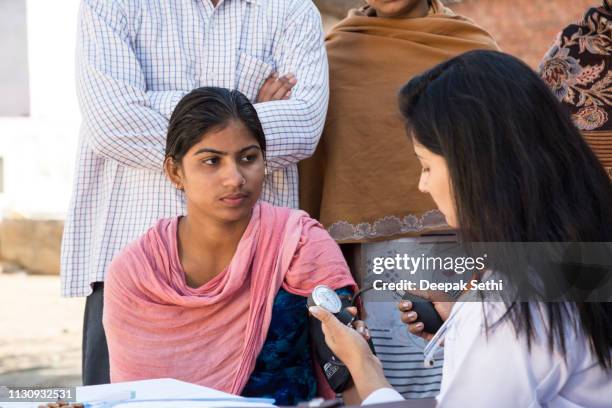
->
[82, 282, 110, 385]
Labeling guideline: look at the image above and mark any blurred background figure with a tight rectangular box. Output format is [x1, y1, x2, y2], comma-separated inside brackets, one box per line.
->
[539, 0, 612, 178]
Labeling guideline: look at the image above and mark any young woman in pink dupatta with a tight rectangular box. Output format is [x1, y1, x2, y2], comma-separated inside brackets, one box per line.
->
[102, 87, 360, 405]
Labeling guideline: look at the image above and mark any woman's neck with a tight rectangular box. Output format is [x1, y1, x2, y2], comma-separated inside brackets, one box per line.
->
[177, 209, 252, 288]
[375, 0, 430, 19]
[183, 212, 250, 249]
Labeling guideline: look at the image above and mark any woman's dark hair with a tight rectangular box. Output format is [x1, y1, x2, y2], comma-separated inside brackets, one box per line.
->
[398, 50, 612, 368]
[165, 87, 266, 163]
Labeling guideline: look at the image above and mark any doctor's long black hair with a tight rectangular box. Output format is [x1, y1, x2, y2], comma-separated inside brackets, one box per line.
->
[398, 50, 612, 368]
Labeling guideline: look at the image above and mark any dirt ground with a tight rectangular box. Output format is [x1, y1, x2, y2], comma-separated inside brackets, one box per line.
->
[0, 272, 84, 387]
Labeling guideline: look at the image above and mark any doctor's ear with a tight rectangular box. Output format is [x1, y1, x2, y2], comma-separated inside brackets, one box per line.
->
[164, 156, 185, 190]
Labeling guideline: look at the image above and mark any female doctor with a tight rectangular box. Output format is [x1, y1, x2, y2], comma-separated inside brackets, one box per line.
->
[309, 50, 612, 407]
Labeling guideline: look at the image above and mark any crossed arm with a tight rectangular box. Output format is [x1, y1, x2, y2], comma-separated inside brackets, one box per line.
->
[77, 0, 328, 172]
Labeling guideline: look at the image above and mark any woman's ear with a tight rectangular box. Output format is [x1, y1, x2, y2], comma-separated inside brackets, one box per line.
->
[164, 156, 184, 190]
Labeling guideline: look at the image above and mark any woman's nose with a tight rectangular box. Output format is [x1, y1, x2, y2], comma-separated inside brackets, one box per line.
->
[418, 173, 427, 193]
[222, 164, 245, 187]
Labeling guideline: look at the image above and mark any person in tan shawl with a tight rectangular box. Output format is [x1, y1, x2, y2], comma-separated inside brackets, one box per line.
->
[299, 0, 498, 398]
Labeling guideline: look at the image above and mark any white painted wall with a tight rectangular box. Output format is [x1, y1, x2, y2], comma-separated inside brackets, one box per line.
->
[0, 0, 30, 116]
[0, 0, 80, 219]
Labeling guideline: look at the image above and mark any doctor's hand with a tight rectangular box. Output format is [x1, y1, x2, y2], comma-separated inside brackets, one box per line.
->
[309, 306, 392, 401]
[398, 291, 454, 341]
[345, 306, 371, 341]
[309, 306, 371, 366]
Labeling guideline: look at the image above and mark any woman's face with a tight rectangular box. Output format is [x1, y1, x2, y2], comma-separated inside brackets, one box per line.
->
[166, 120, 265, 224]
[412, 138, 457, 228]
[366, 0, 429, 18]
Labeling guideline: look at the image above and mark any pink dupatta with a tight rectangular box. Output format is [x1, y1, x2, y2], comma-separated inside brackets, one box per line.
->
[103, 202, 356, 396]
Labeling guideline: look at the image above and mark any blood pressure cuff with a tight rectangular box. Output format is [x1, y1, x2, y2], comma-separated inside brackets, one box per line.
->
[309, 293, 376, 393]
[309, 295, 354, 393]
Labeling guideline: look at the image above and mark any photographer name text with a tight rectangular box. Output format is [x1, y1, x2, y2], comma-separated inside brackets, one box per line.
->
[372, 279, 504, 292]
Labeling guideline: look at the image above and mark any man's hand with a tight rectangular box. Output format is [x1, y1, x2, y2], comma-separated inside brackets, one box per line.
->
[256, 72, 297, 102]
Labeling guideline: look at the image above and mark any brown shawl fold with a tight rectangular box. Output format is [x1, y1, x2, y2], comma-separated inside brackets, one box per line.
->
[299, 1, 499, 243]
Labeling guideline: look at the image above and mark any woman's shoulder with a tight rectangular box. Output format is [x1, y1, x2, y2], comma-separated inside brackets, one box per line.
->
[258, 202, 338, 257]
[260, 202, 323, 227]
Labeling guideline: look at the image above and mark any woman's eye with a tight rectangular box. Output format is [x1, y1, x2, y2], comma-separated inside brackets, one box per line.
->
[202, 157, 219, 165]
[240, 154, 258, 163]
[421, 167, 430, 173]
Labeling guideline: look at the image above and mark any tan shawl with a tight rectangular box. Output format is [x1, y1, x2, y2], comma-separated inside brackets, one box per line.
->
[299, 1, 499, 243]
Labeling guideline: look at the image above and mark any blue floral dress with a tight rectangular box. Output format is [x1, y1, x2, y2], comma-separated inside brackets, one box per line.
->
[241, 287, 352, 405]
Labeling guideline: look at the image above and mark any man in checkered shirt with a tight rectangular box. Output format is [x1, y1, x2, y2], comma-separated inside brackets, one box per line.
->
[62, 0, 329, 385]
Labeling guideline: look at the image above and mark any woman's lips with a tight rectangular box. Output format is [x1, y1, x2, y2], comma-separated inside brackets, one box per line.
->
[220, 193, 248, 207]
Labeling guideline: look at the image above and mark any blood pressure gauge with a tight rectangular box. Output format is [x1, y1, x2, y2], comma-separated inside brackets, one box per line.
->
[308, 285, 343, 313]
[308, 285, 355, 325]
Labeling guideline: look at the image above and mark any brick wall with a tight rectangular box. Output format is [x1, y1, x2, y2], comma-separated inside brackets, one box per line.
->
[432, 0, 596, 68]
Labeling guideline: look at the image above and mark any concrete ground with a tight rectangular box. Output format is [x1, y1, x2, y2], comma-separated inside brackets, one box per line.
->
[0, 271, 84, 387]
